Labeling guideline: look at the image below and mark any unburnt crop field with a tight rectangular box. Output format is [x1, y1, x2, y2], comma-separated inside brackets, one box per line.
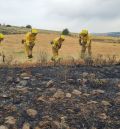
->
[0, 33, 120, 64]
[0, 65, 120, 129]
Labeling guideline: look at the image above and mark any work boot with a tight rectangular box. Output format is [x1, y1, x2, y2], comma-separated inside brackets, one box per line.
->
[28, 55, 33, 59]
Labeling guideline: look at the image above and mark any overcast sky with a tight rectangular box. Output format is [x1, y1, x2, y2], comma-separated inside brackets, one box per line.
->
[0, 0, 120, 33]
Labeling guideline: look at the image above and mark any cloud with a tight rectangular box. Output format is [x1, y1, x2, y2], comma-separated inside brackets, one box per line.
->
[0, 0, 120, 32]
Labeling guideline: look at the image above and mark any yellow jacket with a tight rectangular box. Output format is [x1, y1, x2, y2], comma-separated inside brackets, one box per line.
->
[25, 32, 36, 46]
[79, 34, 91, 46]
[51, 38, 62, 49]
[0, 33, 4, 39]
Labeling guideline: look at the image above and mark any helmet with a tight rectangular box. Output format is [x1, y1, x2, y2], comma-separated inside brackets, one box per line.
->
[80, 29, 88, 35]
[60, 35, 65, 40]
[0, 33, 4, 39]
[31, 29, 38, 34]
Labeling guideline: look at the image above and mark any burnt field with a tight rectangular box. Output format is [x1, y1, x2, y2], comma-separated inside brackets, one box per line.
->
[0, 65, 120, 129]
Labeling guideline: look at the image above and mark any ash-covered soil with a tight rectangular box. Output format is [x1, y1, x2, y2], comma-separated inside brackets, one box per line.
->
[0, 65, 120, 129]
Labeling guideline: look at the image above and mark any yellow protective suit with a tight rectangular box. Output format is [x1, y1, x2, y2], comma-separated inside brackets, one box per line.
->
[0, 33, 4, 43]
[79, 33, 92, 59]
[24, 32, 36, 58]
[51, 37, 63, 62]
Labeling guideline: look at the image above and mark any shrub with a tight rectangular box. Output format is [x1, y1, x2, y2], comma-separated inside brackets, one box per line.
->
[6, 25, 12, 27]
[26, 25, 32, 29]
[37, 51, 48, 65]
[62, 28, 70, 35]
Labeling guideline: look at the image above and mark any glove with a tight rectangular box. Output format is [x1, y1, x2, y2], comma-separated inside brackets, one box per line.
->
[58, 43, 62, 49]
[50, 41, 53, 44]
[80, 42, 83, 46]
[21, 39, 25, 44]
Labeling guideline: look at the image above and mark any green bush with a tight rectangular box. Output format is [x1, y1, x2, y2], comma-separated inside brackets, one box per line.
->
[26, 25, 32, 29]
[6, 25, 12, 27]
[62, 28, 70, 35]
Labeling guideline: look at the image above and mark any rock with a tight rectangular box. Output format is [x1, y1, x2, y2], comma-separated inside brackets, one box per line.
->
[53, 89, 65, 99]
[66, 93, 72, 98]
[35, 73, 43, 78]
[82, 72, 89, 78]
[4, 105, 17, 112]
[67, 109, 74, 113]
[67, 79, 75, 84]
[117, 84, 120, 88]
[22, 123, 30, 129]
[5, 116, 16, 125]
[16, 87, 28, 94]
[39, 121, 50, 128]
[114, 96, 120, 104]
[60, 117, 70, 129]
[99, 79, 108, 83]
[92, 89, 105, 95]
[51, 121, 61, 129]
[23, 77, 30, 80]
[47, 80, 54, 87]
[34, 127, 40, 129]
[20, 73, 31, 78]
[98, 113, 107, 120]
[49, 97, 55, 102]
[60, 81, 67, 84]
[101, 100, 111, 106]
[48, 88, 56, 92]
[91, 127, 97, 129]
[83, 93, 90, 97]
[87, 101, 98, 104]
[79, 79, 87, 86]
[0, 94, 10, 99]
[37, 96, 46, 102]
[38, 120, 66, 129]
[0, 125, 8, 129]
[42, 115, 52, 121]
[89, 73, 96, 79]
[7, 76, 13, 82]
[19, 80, 27, 86]
[116, 92, 120, 96]
[72, 89, 81, 96]
[15, 77, 20, 83]
[26, 109, 38, 118]
[36, 88, 42, 91]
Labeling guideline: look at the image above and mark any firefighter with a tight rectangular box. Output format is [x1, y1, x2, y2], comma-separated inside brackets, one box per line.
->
[50, 35, 65, 62]
[79, 29, 92, 59]
[22, 29, 38, 59]
[0, 33, 4, 44]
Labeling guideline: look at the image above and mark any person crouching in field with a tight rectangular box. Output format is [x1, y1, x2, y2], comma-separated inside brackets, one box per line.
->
[22, 29, 38, 59]
[0, 33, 4, 44]
[79, 29, 92, 59]
[50, 35, 65, 62]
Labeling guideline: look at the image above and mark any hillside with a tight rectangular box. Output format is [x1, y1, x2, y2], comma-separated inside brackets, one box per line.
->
[0, 25, 60, 35]
[93, 32, 120, 37]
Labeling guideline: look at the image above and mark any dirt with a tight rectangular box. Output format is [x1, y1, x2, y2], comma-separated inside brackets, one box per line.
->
[0, 65, 120, 129]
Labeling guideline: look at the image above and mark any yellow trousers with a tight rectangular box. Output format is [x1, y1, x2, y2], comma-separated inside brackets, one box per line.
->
[24, 43, 35, 58]
[51, 47, 60, 62]
[81, 43, 92, 59]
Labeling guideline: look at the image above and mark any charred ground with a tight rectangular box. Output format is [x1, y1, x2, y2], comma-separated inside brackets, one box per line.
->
[0, 65, 120, 129]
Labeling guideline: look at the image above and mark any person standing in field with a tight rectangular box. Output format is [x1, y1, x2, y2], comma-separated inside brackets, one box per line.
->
[79, 29, 92, 59]
[50, 35, 65, 62]
[0, 33, 4, 44]
[22, 29, 38, 59]
[0, 33, 5, 62]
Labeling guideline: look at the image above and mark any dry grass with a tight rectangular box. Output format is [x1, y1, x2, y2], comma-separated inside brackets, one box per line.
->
[0, 33, 120, 65]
